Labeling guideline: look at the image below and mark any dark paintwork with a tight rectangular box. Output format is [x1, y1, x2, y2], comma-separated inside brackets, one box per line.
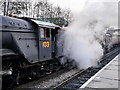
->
[0, 15, 63, 63]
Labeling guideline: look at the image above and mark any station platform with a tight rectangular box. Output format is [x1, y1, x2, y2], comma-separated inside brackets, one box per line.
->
[80, 54, 119, 88]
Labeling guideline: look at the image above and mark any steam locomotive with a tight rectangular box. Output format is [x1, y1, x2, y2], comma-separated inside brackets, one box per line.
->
[104, 29, 120, 52]
[0, 15, 69, 87]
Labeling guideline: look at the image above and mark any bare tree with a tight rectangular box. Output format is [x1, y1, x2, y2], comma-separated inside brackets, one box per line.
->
[0, 0, 72, 26]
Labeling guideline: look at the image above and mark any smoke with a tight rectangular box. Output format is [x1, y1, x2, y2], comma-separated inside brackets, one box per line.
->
[61, 2, 118, 69]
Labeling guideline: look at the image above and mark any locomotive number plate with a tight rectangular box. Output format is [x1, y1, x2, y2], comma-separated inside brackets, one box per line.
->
[42, 41, 49, 48]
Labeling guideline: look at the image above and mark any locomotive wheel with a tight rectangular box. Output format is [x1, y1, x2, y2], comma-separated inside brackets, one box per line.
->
[2, 56, 21, 89]
[2, 70, 20, 90]
[53, 63, 60, 72]
[36, 67, 45, 77]
[40, 70, 46, 77]
[45, 63, 53, 75]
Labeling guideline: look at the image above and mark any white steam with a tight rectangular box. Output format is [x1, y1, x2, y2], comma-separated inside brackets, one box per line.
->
[61, 2, 118, 69]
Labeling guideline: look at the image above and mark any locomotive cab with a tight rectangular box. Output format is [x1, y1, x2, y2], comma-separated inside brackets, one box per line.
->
[31, 19, 62, 62]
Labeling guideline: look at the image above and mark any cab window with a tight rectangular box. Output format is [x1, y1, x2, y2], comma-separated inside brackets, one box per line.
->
[40, 28, 45, 39]
[40, 28, 50, 39]
[45, 28, 50, 38]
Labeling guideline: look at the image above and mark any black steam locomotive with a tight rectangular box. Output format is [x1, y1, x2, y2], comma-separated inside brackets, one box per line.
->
[0, 16, 69, 87]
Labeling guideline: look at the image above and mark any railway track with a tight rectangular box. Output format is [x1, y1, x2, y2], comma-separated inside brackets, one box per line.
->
[50, 48, 120, 90]
[13, 68, 69, 89]
[13, 47, 119, 89]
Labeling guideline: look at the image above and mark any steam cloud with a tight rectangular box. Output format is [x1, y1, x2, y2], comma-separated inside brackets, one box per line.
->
[61, 2, 118, 69]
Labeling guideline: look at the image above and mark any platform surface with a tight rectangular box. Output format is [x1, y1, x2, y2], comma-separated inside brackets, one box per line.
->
[79, 54, 119, 88]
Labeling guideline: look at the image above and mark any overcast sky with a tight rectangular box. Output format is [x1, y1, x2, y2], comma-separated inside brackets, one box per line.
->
[48, 0, 119, 14]
[49, 0, 86, 13]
